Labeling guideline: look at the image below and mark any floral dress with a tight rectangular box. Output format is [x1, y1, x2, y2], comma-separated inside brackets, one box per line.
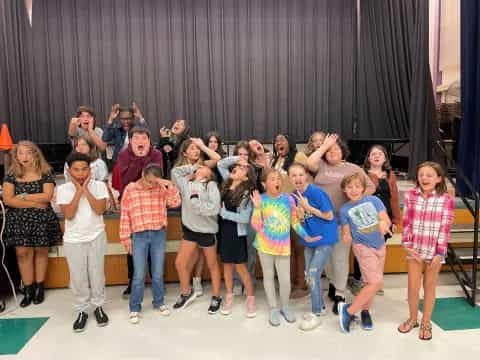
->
[3, 173, 61, 247]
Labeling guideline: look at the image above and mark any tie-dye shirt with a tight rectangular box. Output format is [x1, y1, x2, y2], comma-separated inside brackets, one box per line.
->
[251, 193, 309, 256]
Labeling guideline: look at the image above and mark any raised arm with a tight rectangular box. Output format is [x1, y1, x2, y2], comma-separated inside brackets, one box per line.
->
[306, 134, 338, 173]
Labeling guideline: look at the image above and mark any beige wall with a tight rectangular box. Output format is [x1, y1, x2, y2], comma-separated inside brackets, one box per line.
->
[430, 0, 460, 97]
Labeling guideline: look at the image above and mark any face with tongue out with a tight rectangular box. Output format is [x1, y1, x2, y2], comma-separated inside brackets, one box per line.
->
[131, 133, 151, 157]
[274, 135, 289, 158]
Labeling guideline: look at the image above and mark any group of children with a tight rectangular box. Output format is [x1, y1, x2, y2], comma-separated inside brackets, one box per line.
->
[2, 131, 454, 342]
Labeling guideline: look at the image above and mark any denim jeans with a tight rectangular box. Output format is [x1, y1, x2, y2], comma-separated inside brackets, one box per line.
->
[304, 244, 334, 314]
[129, 229, 166, 312]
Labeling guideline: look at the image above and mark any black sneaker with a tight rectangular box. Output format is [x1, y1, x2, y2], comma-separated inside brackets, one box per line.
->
[332, 295, 345, 315]
[327, 283, 336, 302]
[173, 291, 196, 309]
[94, 306, 109, 327]
[73, 312, 88, 332]
[207, 296, 222, 314]
[360, 310, 373, 330]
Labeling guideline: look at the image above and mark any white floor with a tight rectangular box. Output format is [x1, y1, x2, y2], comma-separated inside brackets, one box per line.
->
[1, 274, 480, 360]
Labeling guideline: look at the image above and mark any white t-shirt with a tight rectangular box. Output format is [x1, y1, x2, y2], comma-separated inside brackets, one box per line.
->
[64, 158, 109, 182]
[56, 180, 109, 244]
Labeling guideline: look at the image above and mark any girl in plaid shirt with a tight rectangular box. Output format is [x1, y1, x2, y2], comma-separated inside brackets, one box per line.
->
[398, 161, 454, 341]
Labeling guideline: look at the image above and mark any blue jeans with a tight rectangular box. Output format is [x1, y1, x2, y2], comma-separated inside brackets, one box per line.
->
[304, 244, 334, 314]
[129, 230, 166, 312]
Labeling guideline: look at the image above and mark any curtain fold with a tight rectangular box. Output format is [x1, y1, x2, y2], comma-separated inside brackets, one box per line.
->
[357, 0, 438, 177]
[0, 0, 357, 144]
[458, 0, 480, 194]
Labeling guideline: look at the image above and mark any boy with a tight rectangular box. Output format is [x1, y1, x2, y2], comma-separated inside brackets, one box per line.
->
[120, 163, 180, 324]
[337, 172, 391, 333]
[57, 152, 109, 332]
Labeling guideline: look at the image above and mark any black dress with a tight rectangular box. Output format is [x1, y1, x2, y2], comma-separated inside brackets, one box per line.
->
[3, 173, 62, 247]
[219, 191, 248, 264]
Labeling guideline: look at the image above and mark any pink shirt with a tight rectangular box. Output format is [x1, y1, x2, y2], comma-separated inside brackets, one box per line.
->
[402, 188, 454, 258]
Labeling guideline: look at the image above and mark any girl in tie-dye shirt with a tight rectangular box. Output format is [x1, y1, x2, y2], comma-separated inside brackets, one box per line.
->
[251, 169, 319, 327]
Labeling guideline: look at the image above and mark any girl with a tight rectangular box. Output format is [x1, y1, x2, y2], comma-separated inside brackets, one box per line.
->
[305, 131, 326, 157]
[248, 139, 271, 193]
[3, 141, 62, 307]
[288, 163, 337, 331]
[306, 134, 375, 314]
[174, 138, 222, 296]
[205, 131, 226, 159]
[218, 161, 256, 317]
[120, 164, 181, 324]
[171, 164, 222, 314]
[250, 168, 320, 326]
[157, 119, 190, 178]
[398, 161, 454, 341]
[64, 135, 117, 210]
[349, 145, 401, 295]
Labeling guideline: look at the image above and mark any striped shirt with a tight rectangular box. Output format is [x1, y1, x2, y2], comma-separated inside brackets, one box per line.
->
[120, 181, 181, 246]
[402, 188, 454, 259]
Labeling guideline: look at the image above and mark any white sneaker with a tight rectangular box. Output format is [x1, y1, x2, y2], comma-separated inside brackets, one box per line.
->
[192, 277, 203, 297]
[299, 312, 321, 331]
[314, 306, 328, 317]
[156, 305, 171, 316]
[129, 312, 141, 324]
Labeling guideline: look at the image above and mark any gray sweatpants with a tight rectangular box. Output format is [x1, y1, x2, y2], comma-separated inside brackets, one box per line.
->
[258, 252, 290, 309]
[64, 232, 106, 313]
[324, 229, 350, 292]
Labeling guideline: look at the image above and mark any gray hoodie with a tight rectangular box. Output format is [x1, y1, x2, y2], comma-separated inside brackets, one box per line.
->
[171, 165, 220, 234]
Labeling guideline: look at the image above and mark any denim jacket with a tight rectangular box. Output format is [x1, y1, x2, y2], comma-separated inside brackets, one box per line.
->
[217, 155, 253, 236]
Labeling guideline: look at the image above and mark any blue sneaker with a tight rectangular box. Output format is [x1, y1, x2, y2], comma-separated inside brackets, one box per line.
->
[338, 302, 353, 333]
[360, 310, 373, 330]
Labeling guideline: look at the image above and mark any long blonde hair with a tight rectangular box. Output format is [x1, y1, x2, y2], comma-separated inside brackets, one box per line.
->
[8, 141, 52, 178]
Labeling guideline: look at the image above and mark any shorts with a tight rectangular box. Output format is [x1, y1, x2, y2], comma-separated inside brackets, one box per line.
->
[352, 243, 386, 285]
[182, 224, 216, 248]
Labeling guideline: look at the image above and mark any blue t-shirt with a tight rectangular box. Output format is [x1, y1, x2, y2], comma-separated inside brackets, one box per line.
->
[293, 184, 338, 247]
[339, 195, 386, 249]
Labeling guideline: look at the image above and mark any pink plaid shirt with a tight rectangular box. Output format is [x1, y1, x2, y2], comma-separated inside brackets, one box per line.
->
[402, 188, 454, 259]
[120, 181, 181, 246]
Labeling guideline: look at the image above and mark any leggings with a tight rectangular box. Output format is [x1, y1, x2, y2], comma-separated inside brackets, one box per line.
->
[258, 252, 291, 309]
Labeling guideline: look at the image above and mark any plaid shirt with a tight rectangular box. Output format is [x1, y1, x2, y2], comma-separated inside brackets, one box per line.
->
[402, 188, 454, 258]
[120, 181, 181, 246]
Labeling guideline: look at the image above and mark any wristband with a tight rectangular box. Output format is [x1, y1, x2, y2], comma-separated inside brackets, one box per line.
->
[19, 192, 27, 200]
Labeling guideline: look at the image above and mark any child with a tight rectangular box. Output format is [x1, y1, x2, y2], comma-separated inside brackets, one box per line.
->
[337, 173, 391, 334]
[174, 138, 222, 297]
[157, 119, 191, 178]
[3, 141, 62, 307]
[217, 160, 256, 317]
[64, 135, 117, 210]
[57, 152, 109, 332]
[120, 163, 181, 324]
[288, 163, 337, 331]
[347, 145, 402, 295]
[250, 168, 320, 326]
[171, 164, 222, 314]
[397, 161, 454, 341]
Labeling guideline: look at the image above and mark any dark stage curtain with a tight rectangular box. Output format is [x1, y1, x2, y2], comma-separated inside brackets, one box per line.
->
[0, 0, 357, 144]
[357, 0, 438, 177]
[458, 0, 480, 194]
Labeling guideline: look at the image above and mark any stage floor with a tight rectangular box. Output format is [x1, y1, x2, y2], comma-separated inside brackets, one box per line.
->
[1, 274, 479, 359]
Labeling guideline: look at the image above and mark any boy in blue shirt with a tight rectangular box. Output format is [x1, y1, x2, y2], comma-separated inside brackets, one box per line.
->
[337, 172, 391, 334]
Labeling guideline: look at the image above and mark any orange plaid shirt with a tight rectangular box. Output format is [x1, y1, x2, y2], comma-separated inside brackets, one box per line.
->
[120, 181, 181, 246]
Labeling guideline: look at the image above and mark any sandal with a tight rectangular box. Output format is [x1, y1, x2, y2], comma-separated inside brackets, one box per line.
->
[397, 319, 419, 334]
[419, 322, 432, 341]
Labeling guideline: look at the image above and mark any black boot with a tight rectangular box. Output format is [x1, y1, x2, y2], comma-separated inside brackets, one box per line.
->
[33, 282, 45, 305]
[122, 280, 131, 300]
[20, 284, 34, 307]
[328, 283, 336, 302]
